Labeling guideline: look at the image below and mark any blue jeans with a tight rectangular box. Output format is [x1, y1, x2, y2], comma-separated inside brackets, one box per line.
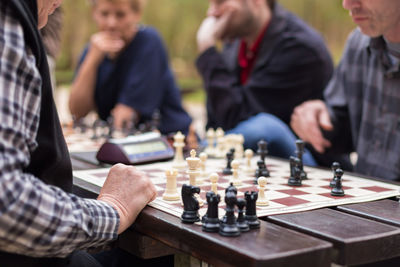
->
[227, 113, 317, 166]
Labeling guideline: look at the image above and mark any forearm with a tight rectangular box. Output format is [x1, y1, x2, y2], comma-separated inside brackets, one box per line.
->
[0, 170, 119, 257]
[69, 49, 102, 119]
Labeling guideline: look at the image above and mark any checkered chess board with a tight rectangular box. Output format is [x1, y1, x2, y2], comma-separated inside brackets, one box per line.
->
[73, 157, 400, 219]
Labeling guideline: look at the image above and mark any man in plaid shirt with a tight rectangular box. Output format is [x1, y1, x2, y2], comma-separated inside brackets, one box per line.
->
[0, 0, 156, 265]
[291, 0, 400, 181]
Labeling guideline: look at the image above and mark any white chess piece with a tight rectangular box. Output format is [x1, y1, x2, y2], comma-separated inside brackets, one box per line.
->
[235, 134, 244, 159]
[204, 128, 215, 156]
[199, 152, 208, 182]
[231, 159, 242, 186]
[162, 169, 180, 201]
[244, 149, 255, 174]
[172, 131, 186, 169]
[186, 149, 203, 206]
[209, 172, 219, 195]
[215, 127, 225, 158]
[256, 176, 269, 206]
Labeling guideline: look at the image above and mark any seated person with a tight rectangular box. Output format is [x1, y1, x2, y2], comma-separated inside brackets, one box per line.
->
[195, 0, 334, 166]
[69, 0, 193, 136]
[1, 0, 156, 265]
[291, 0, 400, 181]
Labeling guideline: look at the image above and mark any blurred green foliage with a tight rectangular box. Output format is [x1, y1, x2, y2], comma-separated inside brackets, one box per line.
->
[58, 0, 356, 94]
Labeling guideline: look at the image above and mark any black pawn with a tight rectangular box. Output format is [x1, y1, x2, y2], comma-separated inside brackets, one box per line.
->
[331, 168, 345, 196]
[257, 139, 268, 163]
[202, 191, 221, 232]
[230, 147, 236, 158]
[219, 191, 240, 237]
[181, 184, 201, 223]
[288, 157, 302, 186]
[329, 162, 341, 188]
[244, 191, 260, 229]
[295, 139, 307, 179]
[223, 151, 234, 175]
[106, 116, 114, 139]
[236, 198, 249, 232]
[150, 109, 161, 131]
[127, 114, 138, 136]
[254, 160, 270, 184]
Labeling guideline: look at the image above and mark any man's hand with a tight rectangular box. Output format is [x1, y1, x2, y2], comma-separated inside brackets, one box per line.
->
[196, 2, 237, 53]
[90, 31, 125, 61]
[111, 103, 138, 131]
[97, 164, 157, 234]
[291, 100, 333, 153]
[197, 16, 218, 53]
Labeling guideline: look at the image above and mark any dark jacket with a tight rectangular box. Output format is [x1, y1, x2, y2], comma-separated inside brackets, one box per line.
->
[196, 4, 333, 130]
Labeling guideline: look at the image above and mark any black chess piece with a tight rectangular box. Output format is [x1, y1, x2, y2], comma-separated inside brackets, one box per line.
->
[295, 139, 307, 179]
[202, 191, 221, 232]
[288, 157, 302, 186]
[331, 168, 345, 196]
[257, 139, 268, 163]
[236, 198, 249, 232]
[219, 191, 240, 237]
[230, 147, 236, 158]
[221, 183, 237, 224]
[261, 163, 270, 177]
[150, 109, 161, 131]
[73, 117, 87, 133]
[106, 116, 114, 139]
[127, 113, 139, 136]
[225, 182, 237, 195]
[254, 159, 270, 184]
[91, 119, 104, 140]
[181, 184, 201, 223]
[330, 162, 341, 188]
[223, 151, 234, 175]
[244, 191, 260, 229]
[289, 156, 296, 178]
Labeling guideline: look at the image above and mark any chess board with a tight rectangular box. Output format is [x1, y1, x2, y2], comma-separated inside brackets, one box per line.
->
[62, 127, 105, 153]
[73, 157, 400, 219]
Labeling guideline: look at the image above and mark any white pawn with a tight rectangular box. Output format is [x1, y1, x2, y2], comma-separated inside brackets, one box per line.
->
[204, 128, 215, 156]
[215, 127, 225, 158]
[231, 160, 242, 186]
[172, 131, 186, 169]
[244, 149, 255, 174]
[209, 172, 219, 195]
[162, 169, 180, 201]
[199, 152, 208, 181]
[256, 176, 269, 206]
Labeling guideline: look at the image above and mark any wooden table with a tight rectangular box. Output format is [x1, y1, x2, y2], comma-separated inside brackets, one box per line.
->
[71, 157, 400, 266]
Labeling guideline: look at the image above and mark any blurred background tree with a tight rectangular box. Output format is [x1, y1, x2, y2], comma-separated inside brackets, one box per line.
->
[57, 0, 355, 96]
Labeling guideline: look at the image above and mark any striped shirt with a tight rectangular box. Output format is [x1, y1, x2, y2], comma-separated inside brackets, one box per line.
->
[324, 28, 400, 181]
[0, 3, 119, 257]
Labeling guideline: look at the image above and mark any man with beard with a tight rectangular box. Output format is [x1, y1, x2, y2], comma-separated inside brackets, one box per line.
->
[196, 0, 334, 166]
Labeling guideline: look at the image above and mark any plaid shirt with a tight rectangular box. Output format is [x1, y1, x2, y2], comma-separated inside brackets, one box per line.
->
[324, 28, 400, 181]
[0, 4, 119, 257]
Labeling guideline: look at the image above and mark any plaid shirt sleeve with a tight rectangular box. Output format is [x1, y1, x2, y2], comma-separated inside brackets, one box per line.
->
[0, 4, 119, 257]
